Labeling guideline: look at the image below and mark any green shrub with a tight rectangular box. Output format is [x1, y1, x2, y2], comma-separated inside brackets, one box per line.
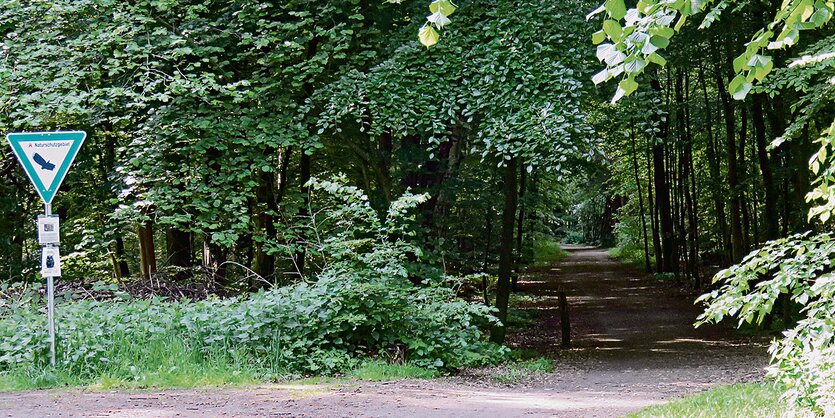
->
[0, 177, 505, 384]
[697, 232, 835, 415]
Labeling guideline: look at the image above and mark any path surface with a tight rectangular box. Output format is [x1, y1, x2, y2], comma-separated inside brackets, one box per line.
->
[0, 247, 768, 417]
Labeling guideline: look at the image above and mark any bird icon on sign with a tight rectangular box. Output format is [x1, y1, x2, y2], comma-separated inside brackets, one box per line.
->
[33, 153, 56, 171]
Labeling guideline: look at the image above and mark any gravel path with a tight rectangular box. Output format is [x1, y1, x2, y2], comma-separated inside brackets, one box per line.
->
[0, 247, 769, 417]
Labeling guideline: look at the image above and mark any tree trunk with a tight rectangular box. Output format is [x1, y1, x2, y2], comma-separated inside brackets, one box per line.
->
[114, 235, 130, 278]
[294, 151, 312, 279]
[253, 147, 287, 286]
[203, 236, 228, 288]
[491, 157, 518, 344]
[646, 134, 662, 273]
[137, 217, 157, 281]
[699, 66, 730, 264]
[166, 227, 193, 280]
[752, 94, 779, 241]
[739, 106, 751, 252]
[717, 70, 745, 263]
[651, 75, 675, 273]
[513, 162, 527, 291]
[631, 122, 651, 272]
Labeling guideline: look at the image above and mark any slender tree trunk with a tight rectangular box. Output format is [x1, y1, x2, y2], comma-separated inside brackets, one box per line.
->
[683, 71, 700, 284]
[752, 94, 779, 241]
[137, 216, 157, 281]
[483, 207, 493, 271]
[513, 163, 527, 291]
[294, 152, 312, 279]
[166, 227, 193, 280]
[114, 236, 130, 278]
[253, 147, 286, 286]
[491, 157, 518, 344]
[652, 75, 675, 273]
[203, 236, 227, 288]
[739, 106, 751, 252]
[631, 122, 651, 272]
[717, 70, 745, 263]
[699, 66, 729, 264]
[647, 134, 662, 273]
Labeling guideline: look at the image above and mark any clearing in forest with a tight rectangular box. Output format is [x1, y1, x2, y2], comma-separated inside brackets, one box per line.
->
[0, 247, 768, 418]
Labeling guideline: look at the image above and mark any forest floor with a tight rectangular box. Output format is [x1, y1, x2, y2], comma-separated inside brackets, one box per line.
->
[0, 247, 769, 417]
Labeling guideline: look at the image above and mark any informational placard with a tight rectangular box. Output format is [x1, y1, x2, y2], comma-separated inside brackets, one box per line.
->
[37, 215, 60, 245]
[41, 246, 61, 278]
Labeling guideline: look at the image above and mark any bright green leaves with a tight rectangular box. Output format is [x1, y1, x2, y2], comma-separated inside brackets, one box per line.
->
[612, 77, 638, 103]
[806, 120, 835, 224]
[604, 0, 627, 20]
[587, 0, 695, 102]
[419, 0, 457, 47]
[589, 0, 833, 102]
[602, 20, 623, 41]
[419, 25, 441, 47]
[728, 74, 753, 100]
[429, 0, 456, 16]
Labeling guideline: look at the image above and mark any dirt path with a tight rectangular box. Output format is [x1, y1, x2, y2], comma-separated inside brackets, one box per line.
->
[0, 247, 768, 417]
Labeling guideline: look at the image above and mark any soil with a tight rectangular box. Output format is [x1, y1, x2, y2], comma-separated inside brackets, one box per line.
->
[0, 247, 769, 418]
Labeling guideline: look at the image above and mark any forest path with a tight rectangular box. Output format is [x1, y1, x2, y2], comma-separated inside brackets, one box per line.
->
[0, 247, 768, 418]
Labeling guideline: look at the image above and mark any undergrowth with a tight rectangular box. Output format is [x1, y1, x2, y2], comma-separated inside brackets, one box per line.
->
[0, 177, 506, 390]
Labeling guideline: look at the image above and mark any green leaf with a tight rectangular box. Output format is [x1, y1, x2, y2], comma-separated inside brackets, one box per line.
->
[612, 77, 638, 102]
[603, 20, 623, 41]
[604, 0, 627, 20]
[419, 25, 440, 47]
[649, 35, 670, 49]
[592, 30, 607, 45]
[429, 0, 456, 16]
[619, 77, 638, 95]
[728, 74, 753, 100]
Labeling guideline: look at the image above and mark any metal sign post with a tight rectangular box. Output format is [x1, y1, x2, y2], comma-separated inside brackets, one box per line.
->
[6, 131, 86, 368]
[44, 203, 56, 367]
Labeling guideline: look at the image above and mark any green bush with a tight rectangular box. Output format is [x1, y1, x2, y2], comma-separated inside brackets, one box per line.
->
[0, 177, 504, 383]
[697, 232, 835, 415]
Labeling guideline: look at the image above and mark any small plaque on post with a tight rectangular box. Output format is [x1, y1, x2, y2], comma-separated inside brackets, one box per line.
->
[41, 246, 61, 278]
[38, 215, 60, 245]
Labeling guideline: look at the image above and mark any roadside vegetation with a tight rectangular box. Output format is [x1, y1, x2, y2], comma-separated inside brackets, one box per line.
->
[628, 383, 787, 418]
[0, 0, 834, 415]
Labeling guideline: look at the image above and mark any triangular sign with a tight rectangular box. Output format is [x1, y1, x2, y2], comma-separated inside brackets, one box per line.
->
[6, 131, 86, 205]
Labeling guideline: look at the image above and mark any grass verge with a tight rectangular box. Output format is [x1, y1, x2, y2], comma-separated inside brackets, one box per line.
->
[627, 383, 787, 418]
[531, 239, 569, 267]
[0, 355, 439, 392]
[492, 358, 554, 385]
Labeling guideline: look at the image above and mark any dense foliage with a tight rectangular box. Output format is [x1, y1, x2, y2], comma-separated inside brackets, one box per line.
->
[0, 178, 502, 376]
[587, 0, 835, 413]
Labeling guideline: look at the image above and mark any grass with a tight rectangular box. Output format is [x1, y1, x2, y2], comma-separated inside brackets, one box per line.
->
[531, 239, 569, 267]
[627, 383, 788, 418]
[609, 246, 652, 270]
[0, 351, 438, 392]
[0, 338, 263, 391]
[349, 360, 439, 381]
[492, 358, 554, 385]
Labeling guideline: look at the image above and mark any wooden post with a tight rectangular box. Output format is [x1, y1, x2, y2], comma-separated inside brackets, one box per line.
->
[560, 291, 571, 349]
